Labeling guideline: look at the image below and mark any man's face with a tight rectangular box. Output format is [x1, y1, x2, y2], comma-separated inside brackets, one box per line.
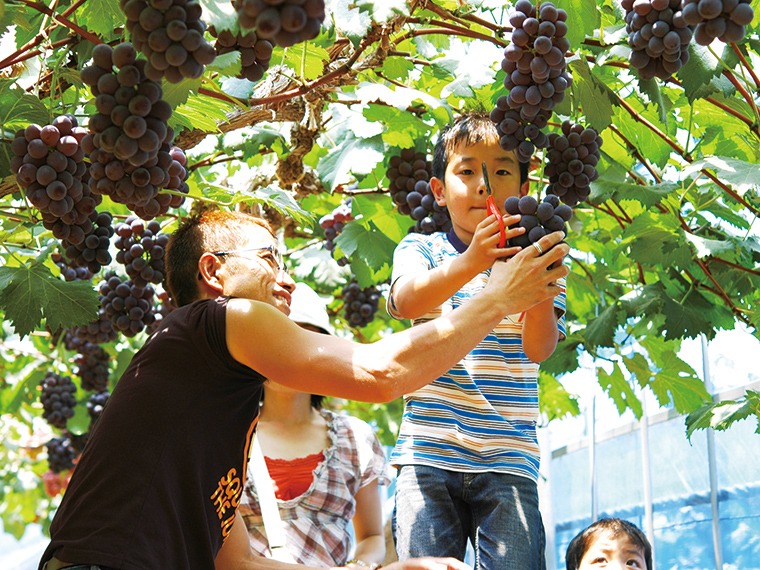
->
[579, 534, 648, 570]
[431, 139, 528, 244]
[216, 225, 295, 315]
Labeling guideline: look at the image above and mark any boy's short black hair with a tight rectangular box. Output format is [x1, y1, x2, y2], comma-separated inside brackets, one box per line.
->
[565, 518, 652, 570]
[431, 112, 529, 186]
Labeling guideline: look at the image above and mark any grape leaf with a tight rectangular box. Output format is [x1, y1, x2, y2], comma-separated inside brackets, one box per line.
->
[679, 43, 722, 103]
[170, 92, 235, 133]
[598, 361, 643, 418]
[0, 79, 49, 132]
[584, 304, 624, 349]
[646, 350, 709, 413]
[283, 43, 330, 81]
[205, 51, 242, 78]
[238, 184, 311, 224]
[327, 0, 372, 47]
[335, 220, 396, 270]
[198, 0, 238, 33]
[317, 135, 385, 191]
[161, 77, 202, 109]
[540, 334, 582, 375]
[0, 263, 99, 338]
[355, 0, 409, 23]
[75, 0, 123, 38]
[684, 156, 760, 196]
[555, 0, 599, 48]
[538, 371, 581, 422]
[685, 390, 760, 440]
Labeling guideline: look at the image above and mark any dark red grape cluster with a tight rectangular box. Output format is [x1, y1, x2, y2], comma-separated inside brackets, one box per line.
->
[681, 0, 754, 44]
[46, 436, 78, 473]
[121, 0, 216, 82]
[544, 122, 602, 206]
[146, 288, 176, 334]
[51, 252, 93, 282]
[67, 309, 119, 346]
[210, 27, 274, 83]
[342, 280, 381, 328]
[86, 390, 110, 424]
[504, 194, 572, 248]
[386, 148, 451, 235]
[114, 216, 168, 287]
[39, 372, 77, 429]
[75, 346, 111, 392]
[99, 273, 157, 337]
[61, 211, 114, 274]
[492, 0, 572, 163]
[320, 200, 353, 266]
[234, 0, 325, 47]
[10, 116, 99, 244]
[132, 144, 189, 220]
[623, 0, 693, 80]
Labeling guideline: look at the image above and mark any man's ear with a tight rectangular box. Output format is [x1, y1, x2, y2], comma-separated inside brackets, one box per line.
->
[519, 180, 530, 198]
[197, 253, 225, 296]
[430, 177, 446, 206]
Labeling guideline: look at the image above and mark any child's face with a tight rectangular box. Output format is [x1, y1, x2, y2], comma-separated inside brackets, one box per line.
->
[579, 533, 648, 570]
[431, 138, 527, 244]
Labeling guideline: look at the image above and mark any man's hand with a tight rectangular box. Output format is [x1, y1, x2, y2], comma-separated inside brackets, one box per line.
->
[382, 557, 472, 570]
[486, 230, 570, 317]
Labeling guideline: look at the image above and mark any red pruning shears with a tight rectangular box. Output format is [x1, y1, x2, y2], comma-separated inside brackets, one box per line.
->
[482, 161, 506, 248]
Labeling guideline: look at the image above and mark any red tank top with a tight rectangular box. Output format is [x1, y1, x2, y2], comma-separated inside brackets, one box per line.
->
[266, 452, 324, 500]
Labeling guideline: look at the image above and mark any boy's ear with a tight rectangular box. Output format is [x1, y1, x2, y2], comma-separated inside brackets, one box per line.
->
[430, 177, 446, 205]
[519, 180, 530, 198]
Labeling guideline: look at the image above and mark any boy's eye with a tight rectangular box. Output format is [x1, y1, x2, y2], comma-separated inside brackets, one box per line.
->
[627, 560, 641, 568]
[496, 169, 511, 176]
[459, 168, 474, 175]
[591, 557, 607, 564]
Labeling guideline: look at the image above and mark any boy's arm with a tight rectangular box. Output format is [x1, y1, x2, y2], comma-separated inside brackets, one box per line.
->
[521, 298, 560, 363]
[390, 214, 523, 321]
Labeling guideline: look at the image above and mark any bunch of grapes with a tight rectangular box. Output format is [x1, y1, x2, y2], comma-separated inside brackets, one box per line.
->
[51, 252, 93, 282]
[81, 43, 171, 166]
[681, 0, 754, 44]
[622, 0, 694, 80]
[67, 309, 119, 346]
[146, 288, 176, 334]
[133, 144, 189, 220]
[99, 273, 157, 337]
[114, 216, 168, 287]
[492, 0, 572, 162]
[75, 346, 111, 392]
[320, 200, 353, 266]
[11, 116, 96, 243]
[87, 391, 110, 424]
[210, 27, 274, 83]
[46, 436, 78, 473]
[342, 280, 381, 328]
[61, 211, 114, 274]
[504, 194, 572, 248]
[386, 149, 451, 235]
[121, 0, 216, 82]
[39, 372, 77, 429]
[544, 122, 602, 206]
[233, 0, 325, 48]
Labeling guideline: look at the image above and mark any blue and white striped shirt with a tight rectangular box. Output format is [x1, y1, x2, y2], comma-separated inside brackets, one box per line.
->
[387, 231, 566, 481]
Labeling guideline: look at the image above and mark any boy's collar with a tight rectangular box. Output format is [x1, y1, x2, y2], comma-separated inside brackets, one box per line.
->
[447, 228, 468, 253]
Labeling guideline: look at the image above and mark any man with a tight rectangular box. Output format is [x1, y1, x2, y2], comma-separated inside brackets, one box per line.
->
[40, 209, 569, 570]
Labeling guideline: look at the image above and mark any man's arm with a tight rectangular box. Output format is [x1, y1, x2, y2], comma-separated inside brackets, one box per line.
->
[390, 215, 523, 321]
[348, 480, 386, 567]
[521, 298, 560, 363]
[227, 231, 569, 403]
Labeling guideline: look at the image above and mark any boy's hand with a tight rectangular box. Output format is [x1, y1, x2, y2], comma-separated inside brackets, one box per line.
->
[463, 213, 524, 273]
[486, 230, 570, 315]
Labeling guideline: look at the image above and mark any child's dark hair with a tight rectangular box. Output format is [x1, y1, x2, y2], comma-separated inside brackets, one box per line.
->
[431, 112, 529, 186]
[565, 518, 652, 570]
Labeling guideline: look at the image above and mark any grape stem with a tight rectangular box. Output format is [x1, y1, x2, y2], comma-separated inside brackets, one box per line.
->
[729, 42, 760, 92]
[397, 22, 507, 48]
[707, 45, 760, 125]
[18, 0, 103, 46]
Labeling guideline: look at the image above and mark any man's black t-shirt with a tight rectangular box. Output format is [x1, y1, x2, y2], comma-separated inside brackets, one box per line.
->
[40, 297, 265, 569]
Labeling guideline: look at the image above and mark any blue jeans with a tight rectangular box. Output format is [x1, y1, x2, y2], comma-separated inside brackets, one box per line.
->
[393, 465, 546, 570]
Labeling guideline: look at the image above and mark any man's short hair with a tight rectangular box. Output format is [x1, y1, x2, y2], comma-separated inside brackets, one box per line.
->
[431, 112, 529, 186]
[565, 518, 652, 570]
[166, 209, 273, 307]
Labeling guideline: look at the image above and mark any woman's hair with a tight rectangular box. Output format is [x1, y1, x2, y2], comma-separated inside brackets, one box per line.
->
[166, 209, 273, 307]
[431, 112, 529, 186]
[565, 518, 652, 570]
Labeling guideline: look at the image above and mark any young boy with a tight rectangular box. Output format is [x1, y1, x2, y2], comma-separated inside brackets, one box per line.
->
[387, 112, 568, 570]
[565, 518, 652, 570]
